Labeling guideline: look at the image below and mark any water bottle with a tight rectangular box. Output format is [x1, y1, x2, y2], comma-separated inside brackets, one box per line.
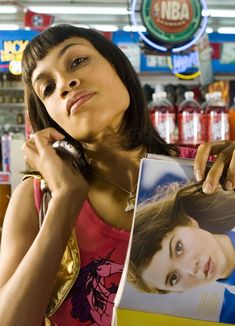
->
[1, 133, 11, 172]
[206, 91, 229, 141]
[229, 97, 235, 141]
[178, 91, 206, 145]
[150, 91, 176, 143]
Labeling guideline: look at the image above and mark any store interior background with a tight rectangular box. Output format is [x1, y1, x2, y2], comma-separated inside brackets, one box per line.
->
[1, 0, 235, 223]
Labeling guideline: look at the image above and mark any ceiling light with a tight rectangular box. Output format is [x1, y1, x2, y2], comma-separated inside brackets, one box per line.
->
[206, 27, 213, 33]
[123, 25, 146, 32]
[0, 6, 17, 13]
[202, 9, 235, 18]
[29, 6, 128, 15]
[217, 27, 235, 34]
[72, 24, 90, 29]
[91, 25, 118, 32]
[0, 24, 19, 30]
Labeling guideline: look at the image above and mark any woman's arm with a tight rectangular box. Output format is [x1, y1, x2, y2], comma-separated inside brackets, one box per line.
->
[0, 128, 88, 325]
[0, 179, 87, 325]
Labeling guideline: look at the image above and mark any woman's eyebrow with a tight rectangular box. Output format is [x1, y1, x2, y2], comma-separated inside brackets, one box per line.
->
[165, 272, 171, 287]
[165, 236, 174, 286]
[58, 42, 84, 58]
[33, 73, 48, 87]
[169, 236, 174, 259]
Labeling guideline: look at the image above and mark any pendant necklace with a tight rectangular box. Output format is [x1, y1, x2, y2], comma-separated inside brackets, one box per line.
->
[89, 169, 137, 212]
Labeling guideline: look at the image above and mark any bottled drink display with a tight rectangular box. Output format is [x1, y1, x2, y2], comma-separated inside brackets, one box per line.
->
[1, 133, 11, 172]
[201, 93, 213, 112]
[178, 91, 206, 145]
[150, 91, 176, 143]
[229, 97, 235, 141]
[206, 91, 230, 141]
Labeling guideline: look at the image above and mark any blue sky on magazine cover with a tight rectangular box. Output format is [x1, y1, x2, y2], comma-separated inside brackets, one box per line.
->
[137, 159, 195, 204]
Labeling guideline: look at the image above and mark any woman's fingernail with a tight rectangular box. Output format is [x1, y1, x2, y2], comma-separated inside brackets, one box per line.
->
[203, 182, 212, 194]
[195, 169, 202, 181]
[225, 180, 233, 191]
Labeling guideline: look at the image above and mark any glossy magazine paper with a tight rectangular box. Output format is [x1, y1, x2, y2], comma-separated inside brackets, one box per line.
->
[112, 154, 235, 326]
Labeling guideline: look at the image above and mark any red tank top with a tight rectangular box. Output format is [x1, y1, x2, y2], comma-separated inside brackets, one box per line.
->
[33, 147, 197, 326]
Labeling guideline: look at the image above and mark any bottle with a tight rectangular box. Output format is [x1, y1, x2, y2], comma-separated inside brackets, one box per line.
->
[0, 91, 4, 104]
[178, 91, 206, 145]
[206, 91, 229, 141]
[150, 91, 176, 143]
[16, 111, 24, 125]
[229, 97, 235, 141]
[1, 133, 11, 172]
[201, 93, 212, 112]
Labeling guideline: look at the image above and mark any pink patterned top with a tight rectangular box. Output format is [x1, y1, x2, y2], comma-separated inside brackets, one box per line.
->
[33, 147, 197, 326]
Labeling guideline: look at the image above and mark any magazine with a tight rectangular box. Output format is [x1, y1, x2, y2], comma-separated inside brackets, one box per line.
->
[112, 154, 235, 326]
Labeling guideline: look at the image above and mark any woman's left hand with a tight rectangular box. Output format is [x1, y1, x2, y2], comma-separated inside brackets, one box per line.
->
[194, 140, 235, 194]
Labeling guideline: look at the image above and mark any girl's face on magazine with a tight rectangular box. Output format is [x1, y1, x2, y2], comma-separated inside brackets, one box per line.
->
[142, 223, 233, 292]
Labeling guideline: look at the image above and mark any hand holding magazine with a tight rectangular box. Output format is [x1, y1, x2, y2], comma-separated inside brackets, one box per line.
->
[112, 154, 235, 326]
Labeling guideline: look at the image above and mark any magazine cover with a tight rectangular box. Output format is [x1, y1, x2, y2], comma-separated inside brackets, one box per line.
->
[113, 155, 235, 326]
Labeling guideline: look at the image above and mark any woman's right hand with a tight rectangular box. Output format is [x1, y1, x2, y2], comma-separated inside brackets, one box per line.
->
[22, 127, 89, 196]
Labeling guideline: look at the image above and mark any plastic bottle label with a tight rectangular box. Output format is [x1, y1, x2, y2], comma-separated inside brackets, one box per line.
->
[178, 112, 202, 145]
[208, 112, 229, 141]
[154, 112, 175, 143]
[229, 110, 235, 141]
[1, 134, 11, 172]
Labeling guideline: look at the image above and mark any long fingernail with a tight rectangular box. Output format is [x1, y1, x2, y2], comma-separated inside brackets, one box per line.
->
[203, 182, 212, 194]
[195, 169, 202, 181]
[225, 180, 233, 191]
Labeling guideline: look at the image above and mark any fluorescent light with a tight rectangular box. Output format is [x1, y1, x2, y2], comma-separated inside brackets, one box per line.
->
[202, 9, 235, 18]
[217, 27, 235, 34]
[65, 24, 118, 32]
[91, 25, 118, 32]
[29, 6, 128, 15]
[0, 6, 17, 13]
[72, 24, 90, 29]
[206, 27, 213, 34]
[123, 25, 146, 32]
[0, 24, 19, 30]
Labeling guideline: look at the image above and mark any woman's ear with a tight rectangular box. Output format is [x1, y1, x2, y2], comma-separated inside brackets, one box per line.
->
[188, 216, 199, 228]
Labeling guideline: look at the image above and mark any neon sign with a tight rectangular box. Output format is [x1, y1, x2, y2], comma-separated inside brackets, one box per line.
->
[131, 0, 208, 53]
[1, 40, 29, 75]
[168, 51, 201, 80]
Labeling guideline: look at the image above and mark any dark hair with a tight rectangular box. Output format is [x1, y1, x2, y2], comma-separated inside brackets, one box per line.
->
[129, 183, 193, 294]
[22, 24, 177, 164]
[129, 182, 235, 293]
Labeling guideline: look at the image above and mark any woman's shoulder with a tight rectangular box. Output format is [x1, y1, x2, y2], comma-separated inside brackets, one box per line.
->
[11, 177, 37, 208]
[224, 284, 235, 294]
[2, 177, 39, 234]
[0, 177, 39, 288]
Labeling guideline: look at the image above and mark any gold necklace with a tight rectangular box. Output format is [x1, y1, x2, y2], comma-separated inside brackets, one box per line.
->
[89, 169, 137, 212]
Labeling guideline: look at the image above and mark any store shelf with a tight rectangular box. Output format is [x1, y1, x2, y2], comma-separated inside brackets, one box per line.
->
[5, 123, 24, 126]
[0, 87, 23, 91]
[0, 103, 25, 109]
[138, 73, 235, 86]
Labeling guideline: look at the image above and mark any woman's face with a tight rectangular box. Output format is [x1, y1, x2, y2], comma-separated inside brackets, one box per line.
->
[31, 37, 130, 142]
[142, 222, 232, 292]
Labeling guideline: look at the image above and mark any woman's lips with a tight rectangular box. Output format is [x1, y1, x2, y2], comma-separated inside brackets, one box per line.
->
[70, 93, 95, 115]
[204, 257, 214, 278]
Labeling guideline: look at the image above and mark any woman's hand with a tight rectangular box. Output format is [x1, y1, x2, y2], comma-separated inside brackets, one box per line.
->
[194, 140, 235, 194]
[22, 127, 88, 196]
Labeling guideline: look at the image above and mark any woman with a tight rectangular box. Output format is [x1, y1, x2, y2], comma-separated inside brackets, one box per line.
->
[129, 182, 235, 323]
[0, 24, 234, 325]
[129, 182, 235, 293]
